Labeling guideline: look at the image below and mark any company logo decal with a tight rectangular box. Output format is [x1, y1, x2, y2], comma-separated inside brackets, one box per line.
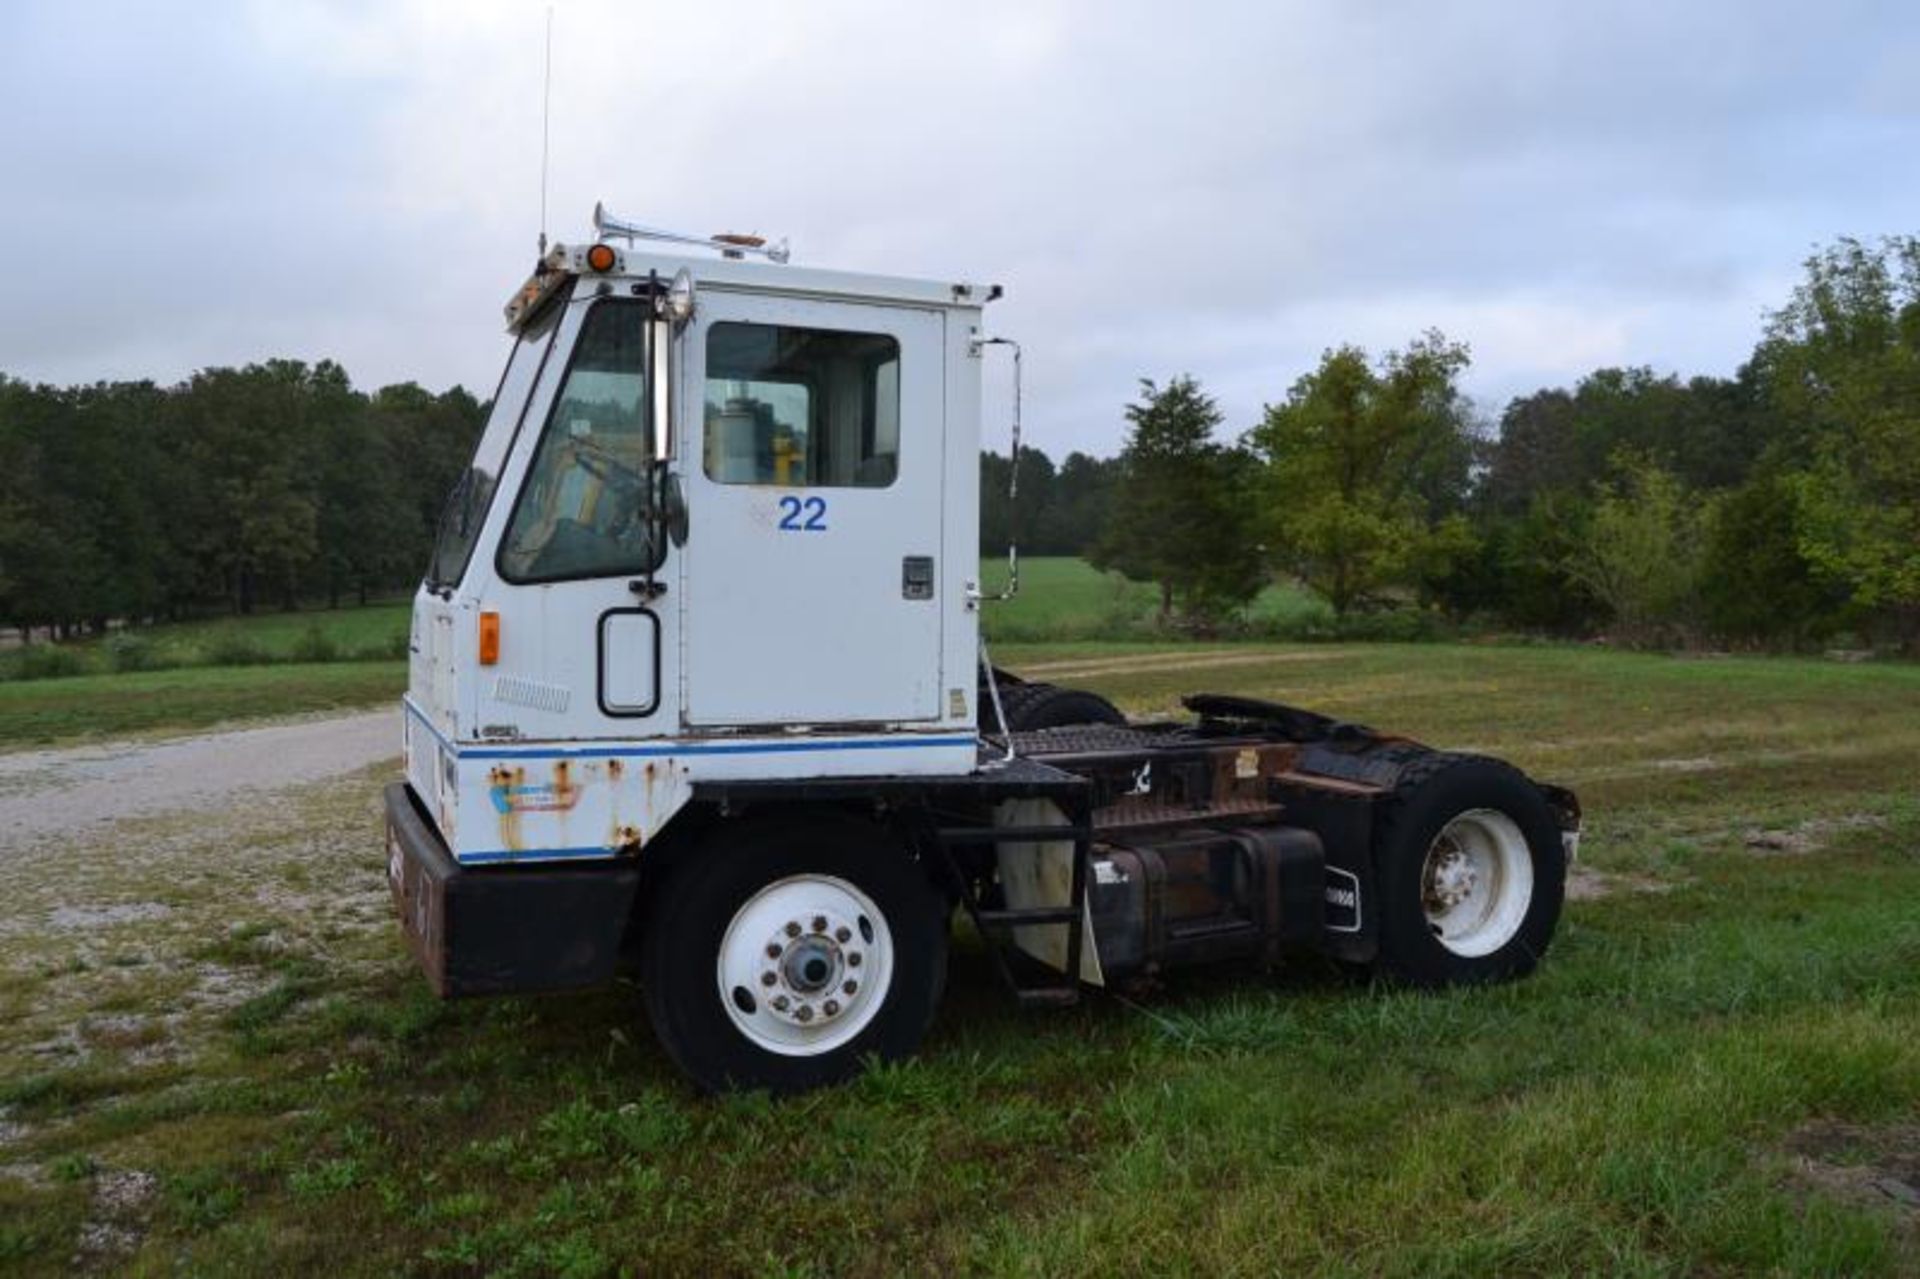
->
[487, 764, 582, 815]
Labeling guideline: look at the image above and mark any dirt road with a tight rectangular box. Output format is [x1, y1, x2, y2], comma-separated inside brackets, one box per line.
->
[0, 709, 398, 855]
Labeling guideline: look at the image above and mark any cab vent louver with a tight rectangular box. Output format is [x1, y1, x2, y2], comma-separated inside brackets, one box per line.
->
[493, 675, 571, 715]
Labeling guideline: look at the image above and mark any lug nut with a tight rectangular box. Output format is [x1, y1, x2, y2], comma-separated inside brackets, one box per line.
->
[795, 1004, 813, 1022]
[823, 999, 840, 1016]
[772, 996, 789, 1011]
[847, 952, 862, 968]
[785, 921, 802, 938]
[760, 972, 776, 987]
[835, 926, 851, 943]
[842, 980, 857, 996]
[812, 915, 828, 933]
[766, 943, 782, 959]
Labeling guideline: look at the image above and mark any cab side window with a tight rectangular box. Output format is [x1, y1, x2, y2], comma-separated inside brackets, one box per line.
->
[704, 323, 900, 487]
[499, 302, 663, 582]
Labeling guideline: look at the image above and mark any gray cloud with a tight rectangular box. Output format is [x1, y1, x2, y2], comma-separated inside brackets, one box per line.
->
[2, 0, 1915, 455]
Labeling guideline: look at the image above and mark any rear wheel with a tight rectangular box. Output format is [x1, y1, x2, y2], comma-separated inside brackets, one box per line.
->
[1003, 683, 1126, 731]
[640, 815, 947, 1093]
[1372, 754, 1565, 986]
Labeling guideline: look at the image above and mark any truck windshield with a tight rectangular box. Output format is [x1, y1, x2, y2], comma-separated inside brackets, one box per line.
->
[497, 299, 664, 583]
[425, 302, 563, 589]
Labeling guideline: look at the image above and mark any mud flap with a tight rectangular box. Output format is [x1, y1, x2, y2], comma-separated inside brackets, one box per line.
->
[993, 798, 1106, 986]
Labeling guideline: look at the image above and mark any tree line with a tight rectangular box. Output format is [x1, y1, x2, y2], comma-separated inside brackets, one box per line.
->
[3, 233, 1913, 652]
[1088, 235, 1920, 651]
[0, 362, 484, 637]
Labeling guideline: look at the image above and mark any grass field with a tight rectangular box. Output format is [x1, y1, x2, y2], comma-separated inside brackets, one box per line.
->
[2, 643, 1917, 1274]
[0, 663, 405, 750]
[0, 603, 412, 683]
[122, 604, 414, 661]
[978, 557, 1328, 641]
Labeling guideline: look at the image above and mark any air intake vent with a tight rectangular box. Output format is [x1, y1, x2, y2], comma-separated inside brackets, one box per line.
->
[493, 675, 570, 715]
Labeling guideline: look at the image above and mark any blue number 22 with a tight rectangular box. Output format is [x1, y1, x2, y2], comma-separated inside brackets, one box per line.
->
[777, 495, 827, 532]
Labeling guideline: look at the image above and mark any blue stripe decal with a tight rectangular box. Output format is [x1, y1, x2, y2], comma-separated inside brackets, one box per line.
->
[458, 846, 624, 866]
[402, 697, 976, 761]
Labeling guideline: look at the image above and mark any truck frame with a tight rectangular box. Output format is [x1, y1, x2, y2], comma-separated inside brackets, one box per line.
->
[385, 208, 1580, 1093]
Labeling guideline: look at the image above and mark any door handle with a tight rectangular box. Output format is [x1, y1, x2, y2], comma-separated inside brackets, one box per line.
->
[902, 556, 934, 601]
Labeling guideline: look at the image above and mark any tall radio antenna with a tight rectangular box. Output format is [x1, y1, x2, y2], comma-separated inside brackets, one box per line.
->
[537, 6, 553, 255]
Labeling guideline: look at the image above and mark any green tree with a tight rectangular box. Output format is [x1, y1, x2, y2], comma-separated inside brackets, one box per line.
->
[1563, 455, 1707, 646]
[1045, 451, 1117, 556]
[1249, 331, 1476, 615]
[1753, 236, 1920, 645]
[1701, 467, 1850, 646]
[979, 446, 1059, 555]
[1092, 376, 1264, 626]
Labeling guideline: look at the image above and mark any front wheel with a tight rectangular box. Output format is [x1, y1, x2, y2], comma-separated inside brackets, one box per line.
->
[1373, 754, 1566, 986]
[640, 816, 947, 1093]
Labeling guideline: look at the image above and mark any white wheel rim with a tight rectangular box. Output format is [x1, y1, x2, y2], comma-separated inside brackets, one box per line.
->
[1420, 808, 1533, 958]
[717, 874, 893, 1057]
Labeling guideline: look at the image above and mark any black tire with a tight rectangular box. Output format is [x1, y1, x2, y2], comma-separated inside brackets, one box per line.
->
[640, 815, 947, 1094]
[1372, 753, 1566, 987]
[1004, 683, 1127, 731]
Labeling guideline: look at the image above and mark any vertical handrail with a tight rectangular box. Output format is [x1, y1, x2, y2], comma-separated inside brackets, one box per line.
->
[977, 337, 1022, 603]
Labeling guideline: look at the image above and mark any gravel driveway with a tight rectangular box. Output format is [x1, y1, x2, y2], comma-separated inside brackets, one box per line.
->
[0, 709, 399, 856]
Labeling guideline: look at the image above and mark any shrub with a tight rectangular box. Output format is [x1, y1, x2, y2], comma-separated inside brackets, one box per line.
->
[104, 632, 162, 673]
[203, 632, 275, 667]
[289, 625, 339, 664]
[342, 632, 408, 662]
[9, 644, 93, 680]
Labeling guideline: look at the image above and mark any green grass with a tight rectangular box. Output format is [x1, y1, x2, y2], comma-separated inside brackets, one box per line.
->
[0, 601, 411, 682]
[132, 603, 412, 661]
[982, 556, 1328, 641]
[2, 643, 1918, 1273]
[0, 662, 403, 750]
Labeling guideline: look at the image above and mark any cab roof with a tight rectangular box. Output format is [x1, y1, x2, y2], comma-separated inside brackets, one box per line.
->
[506, 241, 1000, 332]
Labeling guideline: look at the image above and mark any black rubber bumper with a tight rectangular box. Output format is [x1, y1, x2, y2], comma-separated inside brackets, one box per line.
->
[383, 782, 640, 997]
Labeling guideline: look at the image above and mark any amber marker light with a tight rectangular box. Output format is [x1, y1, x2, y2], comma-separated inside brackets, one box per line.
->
[479, 612, 501, 665]
[586, 243, 617, 272]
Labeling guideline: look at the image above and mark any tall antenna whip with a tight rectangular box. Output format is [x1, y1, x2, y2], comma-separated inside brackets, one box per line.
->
[537, 5, 553, 255]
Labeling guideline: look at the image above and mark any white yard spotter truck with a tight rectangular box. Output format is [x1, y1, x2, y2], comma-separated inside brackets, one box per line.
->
[385, 205, 1582, 1094]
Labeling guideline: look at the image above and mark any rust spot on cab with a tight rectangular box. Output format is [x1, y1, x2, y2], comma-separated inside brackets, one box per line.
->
[488, 765, 526, 851]
[608, 758, 623, 780]
[612, 823, 643, 850]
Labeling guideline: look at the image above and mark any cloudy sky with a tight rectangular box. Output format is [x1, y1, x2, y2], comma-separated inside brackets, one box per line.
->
[2, 0, 1915, 455]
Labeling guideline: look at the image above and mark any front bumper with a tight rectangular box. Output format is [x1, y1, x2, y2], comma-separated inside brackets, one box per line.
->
[383, 782, 640, 997]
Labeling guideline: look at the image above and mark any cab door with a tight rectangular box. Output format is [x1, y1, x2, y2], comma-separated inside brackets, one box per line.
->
[682, 292, 946, 727]
[472, 296, 669, 742]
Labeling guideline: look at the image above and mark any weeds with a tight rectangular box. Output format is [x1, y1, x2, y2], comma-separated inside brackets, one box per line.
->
[1, 644, 1917, 1274]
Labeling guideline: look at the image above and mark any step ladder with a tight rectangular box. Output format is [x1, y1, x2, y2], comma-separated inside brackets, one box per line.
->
[933, 817, 1094, 1008]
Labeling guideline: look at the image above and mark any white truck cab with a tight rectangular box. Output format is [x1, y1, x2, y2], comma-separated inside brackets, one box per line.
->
[385, 208, 1580, 1095]
[403, 237, 989, 868]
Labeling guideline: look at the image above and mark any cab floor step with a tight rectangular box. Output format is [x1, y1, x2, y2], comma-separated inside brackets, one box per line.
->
[975, 906, 1079, 927]
[1013, 987, 1081, 1009]
[935, 824, 1092, 844]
